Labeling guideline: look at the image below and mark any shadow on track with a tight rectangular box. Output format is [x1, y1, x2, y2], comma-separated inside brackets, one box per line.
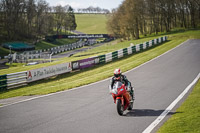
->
[124, 109, 182, 117]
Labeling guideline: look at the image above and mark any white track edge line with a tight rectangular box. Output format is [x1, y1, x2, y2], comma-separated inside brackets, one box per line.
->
[0, 39, 190, 108]
[142, 72, 200, 133]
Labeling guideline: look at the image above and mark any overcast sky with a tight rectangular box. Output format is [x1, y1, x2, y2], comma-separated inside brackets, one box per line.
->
[46, 0, 124, 11]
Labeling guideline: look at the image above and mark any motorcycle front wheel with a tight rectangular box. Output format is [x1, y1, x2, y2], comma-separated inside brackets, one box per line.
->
[128, 101, 133, 110]
[116, 99, 124, 116]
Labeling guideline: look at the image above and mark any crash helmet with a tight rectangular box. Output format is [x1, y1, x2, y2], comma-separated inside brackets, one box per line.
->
[114, 68, 121, 80]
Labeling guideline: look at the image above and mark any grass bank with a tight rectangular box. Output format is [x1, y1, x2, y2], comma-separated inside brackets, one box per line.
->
[75, 14, 108, 34]
[0, 29, 199, 99]
[157, 79, 200, 133]
[35, 38, 78, 50]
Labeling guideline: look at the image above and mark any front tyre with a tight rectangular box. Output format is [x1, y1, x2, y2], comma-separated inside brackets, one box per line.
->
[116, 99, 124, 116]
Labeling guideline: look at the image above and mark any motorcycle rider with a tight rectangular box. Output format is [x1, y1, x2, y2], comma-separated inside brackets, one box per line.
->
[110, 68, 135, 101]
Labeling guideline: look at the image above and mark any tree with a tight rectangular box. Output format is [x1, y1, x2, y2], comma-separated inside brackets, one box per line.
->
[26, 0, 36, 38]
[54, 5, 65, 34]
[0, 0, 77, 42]
[36, 0, 49, 37]
[107, 0, 200, 40]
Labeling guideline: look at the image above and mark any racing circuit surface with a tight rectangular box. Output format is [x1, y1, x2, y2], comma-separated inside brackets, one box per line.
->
[0, 39, 200, 133]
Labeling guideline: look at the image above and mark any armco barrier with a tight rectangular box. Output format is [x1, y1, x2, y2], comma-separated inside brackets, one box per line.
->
[0, 71, 27, 90]
[27, 62, 72, 82]
[98, 36, 167, 64]
[98, 55, 106, 64]
[0, 36, 167, 90]
[9, 40, 85, 62]
[0, 75, 7, 90]
[71, 57, 99, 70]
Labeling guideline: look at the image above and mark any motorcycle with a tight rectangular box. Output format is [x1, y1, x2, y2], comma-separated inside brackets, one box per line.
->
[109, 81, 133, 116]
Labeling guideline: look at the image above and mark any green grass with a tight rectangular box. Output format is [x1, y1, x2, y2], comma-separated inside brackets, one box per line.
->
[0, 46, 12, 57]
[157, 79, 200, 133]
[35, 41, 56, 50]
[75, 14, 108, 34]
[35, 38, 78, 50]
[5, 63, 26, 68]
[0, 29, 199, 99]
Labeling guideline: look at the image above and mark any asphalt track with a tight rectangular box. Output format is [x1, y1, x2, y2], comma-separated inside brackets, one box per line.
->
[0, 39, 200, 133]
[52, 42, 106, 58]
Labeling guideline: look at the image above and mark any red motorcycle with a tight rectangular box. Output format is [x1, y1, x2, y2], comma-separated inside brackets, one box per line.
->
[109, 81, 133, 116]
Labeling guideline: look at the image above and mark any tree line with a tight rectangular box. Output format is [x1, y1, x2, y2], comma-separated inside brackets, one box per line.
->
[107, 0, 200, 39]
[0, 0, 77, 42]
[77, 6, 110, 14]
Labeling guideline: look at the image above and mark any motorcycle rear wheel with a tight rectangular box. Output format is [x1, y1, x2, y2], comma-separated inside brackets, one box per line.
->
[116, 99, 124, 116]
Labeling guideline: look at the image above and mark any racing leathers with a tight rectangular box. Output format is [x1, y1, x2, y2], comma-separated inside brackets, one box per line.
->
[111, 74, 135, 100]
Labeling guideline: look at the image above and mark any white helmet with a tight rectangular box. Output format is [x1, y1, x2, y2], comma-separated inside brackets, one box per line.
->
[114, 68, 121, 80]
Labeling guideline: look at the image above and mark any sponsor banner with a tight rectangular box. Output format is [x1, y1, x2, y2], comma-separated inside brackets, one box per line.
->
[79, 57, 99, 69]
[68, 34, 104, 39]
[72, 61, 80, 70]
[27, 62, 72, 82]
[46, 34, 112, 40]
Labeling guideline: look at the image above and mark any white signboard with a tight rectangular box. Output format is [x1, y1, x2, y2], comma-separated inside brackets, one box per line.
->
[27, 62, 72, 82]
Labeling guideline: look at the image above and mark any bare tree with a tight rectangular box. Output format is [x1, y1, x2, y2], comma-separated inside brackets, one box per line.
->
[26, 0, 36, 38]
[107, 0, 200, 40]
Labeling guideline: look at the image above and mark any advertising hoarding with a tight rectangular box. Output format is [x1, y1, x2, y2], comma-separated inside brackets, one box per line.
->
[27, 62, 72, 82]
[72, 57, 99, 70]
[79, 57, 99, 69]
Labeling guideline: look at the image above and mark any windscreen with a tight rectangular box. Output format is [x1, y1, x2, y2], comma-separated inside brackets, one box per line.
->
[113, 81, 123, 90]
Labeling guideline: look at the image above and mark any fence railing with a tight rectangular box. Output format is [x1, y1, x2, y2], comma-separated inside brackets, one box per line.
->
[4, 40, 86, 63]
[0, 36, 167, 90]
[0, 71, 27, 90]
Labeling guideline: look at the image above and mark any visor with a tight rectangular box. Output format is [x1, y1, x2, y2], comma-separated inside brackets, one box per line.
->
[114, 74, 121, 78]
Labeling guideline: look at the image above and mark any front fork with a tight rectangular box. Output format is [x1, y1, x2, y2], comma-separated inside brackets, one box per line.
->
[116, 96, 124, 106]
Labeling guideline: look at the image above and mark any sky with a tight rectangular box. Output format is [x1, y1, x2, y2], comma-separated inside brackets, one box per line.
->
[46, 0, 124, 11]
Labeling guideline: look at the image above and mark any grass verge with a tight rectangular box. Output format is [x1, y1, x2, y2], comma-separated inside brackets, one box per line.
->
[157, 79, 200, 133]
[35, 38, 78, 50]
[0, 29, 199, 99]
